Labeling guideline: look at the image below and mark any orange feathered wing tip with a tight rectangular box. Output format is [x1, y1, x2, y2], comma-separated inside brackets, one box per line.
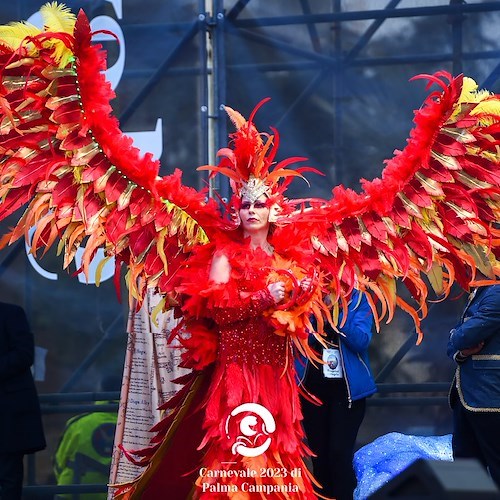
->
[197, 98, 322, 201]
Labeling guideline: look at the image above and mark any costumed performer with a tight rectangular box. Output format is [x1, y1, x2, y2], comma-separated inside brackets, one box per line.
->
[116, 102, 330, 498]
[0, 4, 499, 499]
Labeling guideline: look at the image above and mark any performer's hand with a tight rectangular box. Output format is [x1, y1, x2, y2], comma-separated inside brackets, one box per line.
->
[300, 277, 313, 290]
[459, 341, 484, 357]
[268, 281, 286, 303]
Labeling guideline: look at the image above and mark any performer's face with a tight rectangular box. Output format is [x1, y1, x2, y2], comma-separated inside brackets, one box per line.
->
[239, 195, 270, 234]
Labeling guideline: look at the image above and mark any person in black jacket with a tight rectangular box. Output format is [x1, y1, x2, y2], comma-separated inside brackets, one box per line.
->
[0, 301, 46, 499]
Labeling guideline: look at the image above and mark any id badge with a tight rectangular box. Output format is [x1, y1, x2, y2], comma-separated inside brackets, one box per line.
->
[323, 348, 343, 379]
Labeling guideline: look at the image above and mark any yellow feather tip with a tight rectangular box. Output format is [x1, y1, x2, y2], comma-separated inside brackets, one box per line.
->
[0, 3, 76, 68]
[40, 2, 76, 35]
[459, 76, 478, 101]
[40, 2, 76, 68]
[0, 22, 41, 50]
[470, 98, 500, 118]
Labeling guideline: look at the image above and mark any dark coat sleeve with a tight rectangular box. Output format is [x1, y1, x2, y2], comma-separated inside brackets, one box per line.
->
[0, 302, 34, 382]
[0, 302, 46, 453]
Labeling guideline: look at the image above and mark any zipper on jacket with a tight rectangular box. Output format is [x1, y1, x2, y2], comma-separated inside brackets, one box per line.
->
[338, 340, 352, 408]
[448, 371, 457, 409]
[300, 354, 309, 386]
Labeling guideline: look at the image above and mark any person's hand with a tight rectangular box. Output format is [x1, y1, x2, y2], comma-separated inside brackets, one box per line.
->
[459, 341, 485, 357]
[268, 281, 286, 303]
[300, 277, 312, 291]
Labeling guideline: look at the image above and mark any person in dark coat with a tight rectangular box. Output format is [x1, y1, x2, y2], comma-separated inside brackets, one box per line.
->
[0, 301, 46, 499]
[447, 283, 500, 488]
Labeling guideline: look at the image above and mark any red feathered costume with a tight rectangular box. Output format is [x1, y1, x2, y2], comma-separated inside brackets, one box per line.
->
[178, 240, 318, 498]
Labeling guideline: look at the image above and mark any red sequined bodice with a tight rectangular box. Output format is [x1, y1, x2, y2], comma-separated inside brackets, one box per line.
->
[212, 249, 290, 367]
[218, 312, 288, 366]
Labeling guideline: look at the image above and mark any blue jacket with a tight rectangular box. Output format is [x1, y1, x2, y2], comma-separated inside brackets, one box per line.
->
[447, 284, 500, 410]
[296, 290, 377, 403]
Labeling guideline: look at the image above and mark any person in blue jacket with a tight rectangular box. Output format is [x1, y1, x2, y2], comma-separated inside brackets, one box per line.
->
[447, 282, 500, 488]
[298, 289, 377, 500]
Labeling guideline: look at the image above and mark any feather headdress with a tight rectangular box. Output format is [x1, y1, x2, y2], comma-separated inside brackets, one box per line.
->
[198, 98, 320, 207]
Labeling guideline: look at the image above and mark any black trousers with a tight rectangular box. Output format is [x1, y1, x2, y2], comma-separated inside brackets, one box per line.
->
[452, 392, 500, 488]
[0, 452, 24, 500]
[301, 367, 366, 500]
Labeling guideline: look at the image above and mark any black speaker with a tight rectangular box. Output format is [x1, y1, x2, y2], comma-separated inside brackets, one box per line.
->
[368, 458, 499, 499]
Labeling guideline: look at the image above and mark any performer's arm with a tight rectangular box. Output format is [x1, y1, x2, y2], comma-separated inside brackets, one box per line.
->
[208, 252, 281, 326]
[210, 289, 276, 325]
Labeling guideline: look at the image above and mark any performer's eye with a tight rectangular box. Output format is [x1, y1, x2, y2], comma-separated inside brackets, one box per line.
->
[240, 201, 267, 210]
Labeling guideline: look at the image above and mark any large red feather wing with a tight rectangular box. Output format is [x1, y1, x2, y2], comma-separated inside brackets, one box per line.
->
[0, 7, 223, 306]
[285, 72, 500, 342]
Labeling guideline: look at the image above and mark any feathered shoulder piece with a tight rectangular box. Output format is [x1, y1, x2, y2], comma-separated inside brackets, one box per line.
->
[0, 3, 224, 305]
